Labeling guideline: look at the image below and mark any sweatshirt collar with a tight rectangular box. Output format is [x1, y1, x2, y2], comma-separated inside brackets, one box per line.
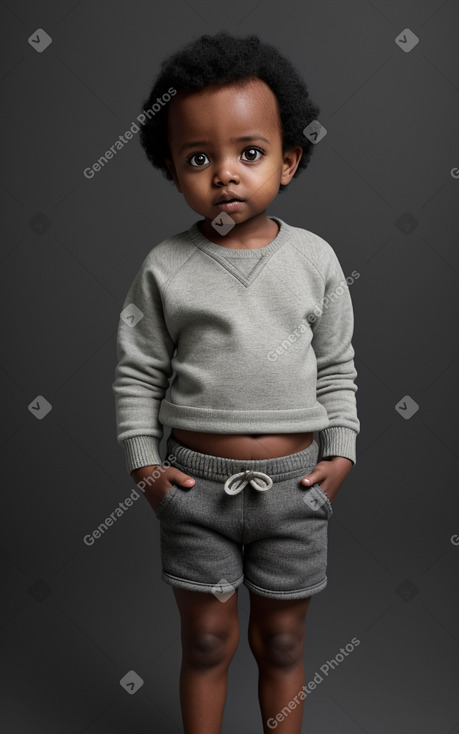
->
[188, 216, 290, 258]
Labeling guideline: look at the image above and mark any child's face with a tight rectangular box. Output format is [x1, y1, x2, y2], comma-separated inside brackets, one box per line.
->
[165, 78, 302, 228]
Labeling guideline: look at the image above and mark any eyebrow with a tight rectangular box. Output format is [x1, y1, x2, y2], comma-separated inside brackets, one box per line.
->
[178, 135, 271, 154]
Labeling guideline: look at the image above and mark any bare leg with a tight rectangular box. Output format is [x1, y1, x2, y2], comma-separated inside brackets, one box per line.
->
[172, 587, 240, 734]
[248, 591, 312, 734]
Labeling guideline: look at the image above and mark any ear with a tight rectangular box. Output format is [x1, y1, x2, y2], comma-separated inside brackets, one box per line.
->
[165, 157, 183, 193]
[280, 146, 303, 186]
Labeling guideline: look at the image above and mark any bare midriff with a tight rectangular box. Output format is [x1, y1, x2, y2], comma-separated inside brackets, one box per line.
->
[170, 428, 314, 460]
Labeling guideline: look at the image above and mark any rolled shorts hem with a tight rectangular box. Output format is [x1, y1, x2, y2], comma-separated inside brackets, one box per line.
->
[162, 570, 245, 594]
[243, 575, 328, 600]
[162, 569, 327, 600]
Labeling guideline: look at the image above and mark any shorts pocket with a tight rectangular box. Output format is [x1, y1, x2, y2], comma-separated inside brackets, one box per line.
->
[311, 483, 333, 517]
[300, 481, 333, 518]
[154, 483, 179, 520]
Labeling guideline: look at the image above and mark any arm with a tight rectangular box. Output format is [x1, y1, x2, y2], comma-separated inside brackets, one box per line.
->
[310, 249, 360, 466]
[112, 257, 176, 474]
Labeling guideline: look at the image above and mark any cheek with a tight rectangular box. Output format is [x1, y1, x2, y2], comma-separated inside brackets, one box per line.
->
[184, 179, 205, 198]
[181, 180, 207, 206]
[250, 167, 280, 194]
[189, 174, 211, 194]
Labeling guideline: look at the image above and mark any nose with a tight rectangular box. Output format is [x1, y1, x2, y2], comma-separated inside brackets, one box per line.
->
[212, 157, 240, 186]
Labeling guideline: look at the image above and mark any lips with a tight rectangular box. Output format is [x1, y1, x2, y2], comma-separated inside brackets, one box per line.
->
[214, 192, 244, 204]
[214, 200, 245, 211]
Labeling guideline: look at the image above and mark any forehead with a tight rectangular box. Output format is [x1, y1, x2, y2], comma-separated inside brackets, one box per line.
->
[167, 78, 281, 142]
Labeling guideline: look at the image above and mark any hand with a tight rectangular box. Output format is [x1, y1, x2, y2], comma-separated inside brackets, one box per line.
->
[130, 464, 195, 514]
[301, 456, 353, 504]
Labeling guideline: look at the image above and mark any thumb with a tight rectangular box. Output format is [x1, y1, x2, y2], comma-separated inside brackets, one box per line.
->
[173, 470, 196, 488]
[301, 471, 318, 487]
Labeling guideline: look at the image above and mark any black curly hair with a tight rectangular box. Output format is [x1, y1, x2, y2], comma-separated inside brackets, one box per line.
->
[138, 31, 320, 192]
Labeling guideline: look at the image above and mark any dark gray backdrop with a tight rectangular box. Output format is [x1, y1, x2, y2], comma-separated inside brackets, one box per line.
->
[1, 0, 458, 732]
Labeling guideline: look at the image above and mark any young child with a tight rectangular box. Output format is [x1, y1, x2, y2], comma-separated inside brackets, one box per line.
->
[113, 31, 359, 734]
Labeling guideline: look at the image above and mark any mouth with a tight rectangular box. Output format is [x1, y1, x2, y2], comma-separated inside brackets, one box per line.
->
[215, 198, 244, 204]
[214, 199, 245, 211]
[214, 192, 245, 205]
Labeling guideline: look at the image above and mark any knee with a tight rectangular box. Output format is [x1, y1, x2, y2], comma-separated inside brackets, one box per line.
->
[183, 626, 239, 670]
[249, 628, 304, 670]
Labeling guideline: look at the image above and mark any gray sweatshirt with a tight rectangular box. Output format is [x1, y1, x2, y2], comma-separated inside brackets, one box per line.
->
[112, 216, 360, 474]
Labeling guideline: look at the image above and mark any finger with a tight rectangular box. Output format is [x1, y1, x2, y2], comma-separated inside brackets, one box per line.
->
[175, 471, 196, 487]
[301, 472, 320, 486]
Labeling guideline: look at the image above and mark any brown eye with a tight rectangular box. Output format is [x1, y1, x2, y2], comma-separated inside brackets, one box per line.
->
[189, 153, 209, 167]
[242, 147, 262, 162]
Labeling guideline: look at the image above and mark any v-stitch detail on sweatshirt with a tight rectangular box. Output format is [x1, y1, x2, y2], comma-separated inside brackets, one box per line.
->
[186, 216, 290, 288]
[196, 248, 280, 287]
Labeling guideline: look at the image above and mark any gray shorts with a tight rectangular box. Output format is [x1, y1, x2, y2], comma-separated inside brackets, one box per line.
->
[155, 435, 333, 600]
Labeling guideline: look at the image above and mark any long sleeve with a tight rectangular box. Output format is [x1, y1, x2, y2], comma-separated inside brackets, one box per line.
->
[112, 257, 176, 474]
[310, 250, 360, 465]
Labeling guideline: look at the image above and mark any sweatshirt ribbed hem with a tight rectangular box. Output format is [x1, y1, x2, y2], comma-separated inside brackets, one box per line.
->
[123, 436, 162, 474]
[318, 427, 357, 465]
[122, 427, 357, 472]
[159, 399, 330, 432]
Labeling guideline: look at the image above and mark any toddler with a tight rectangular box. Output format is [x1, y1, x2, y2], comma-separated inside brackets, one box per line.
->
[113, 31, 360, 734]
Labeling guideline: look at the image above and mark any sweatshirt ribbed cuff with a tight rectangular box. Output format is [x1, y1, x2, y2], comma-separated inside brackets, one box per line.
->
[122, 436, 162, 474]
[318, 427, 357, 465]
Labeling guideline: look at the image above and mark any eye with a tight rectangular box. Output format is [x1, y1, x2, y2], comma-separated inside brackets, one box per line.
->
[188, 152, 209, 167]
[242, 147, 263, 162]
